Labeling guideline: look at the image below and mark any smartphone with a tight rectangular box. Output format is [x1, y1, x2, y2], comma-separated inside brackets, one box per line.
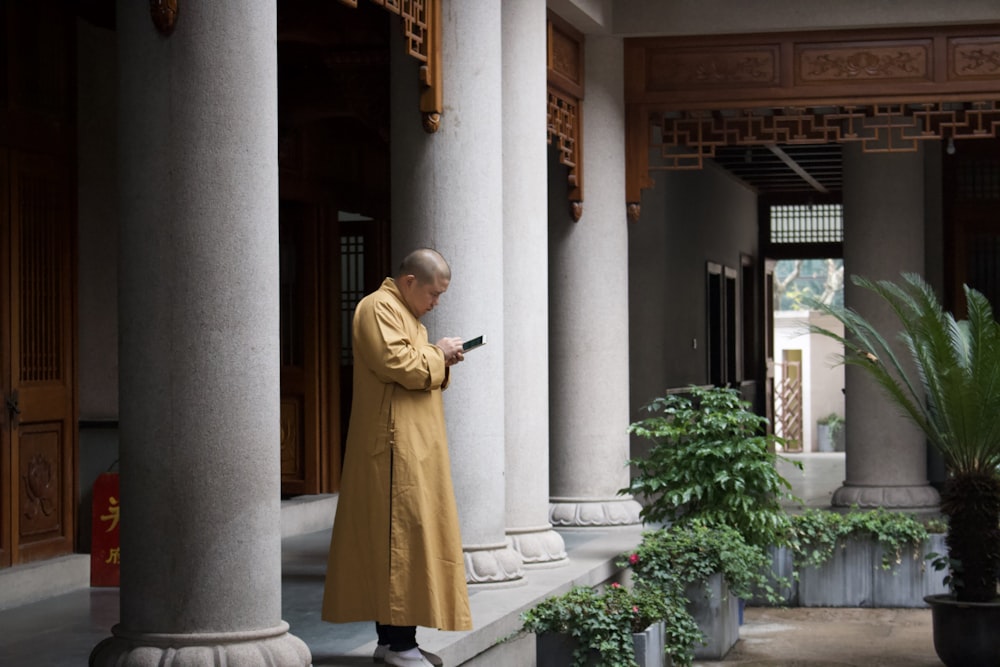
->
[462, 335, 485, 352]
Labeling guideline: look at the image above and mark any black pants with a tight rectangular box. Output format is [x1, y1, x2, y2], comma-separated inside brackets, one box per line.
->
[376, 622, 418, 652]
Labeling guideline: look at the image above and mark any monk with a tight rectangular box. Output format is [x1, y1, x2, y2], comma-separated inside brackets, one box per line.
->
[322, 248, 472, 667]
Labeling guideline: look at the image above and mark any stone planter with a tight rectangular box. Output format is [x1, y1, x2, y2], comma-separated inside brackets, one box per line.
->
[798, 534, 948, 608]
[535, 621, 669, 667]
[686, 572, 739, 660]
[748, 545, 798, 606]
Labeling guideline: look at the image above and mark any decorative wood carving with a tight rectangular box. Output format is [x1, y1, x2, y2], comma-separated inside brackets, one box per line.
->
[340, 0, 442, 133]
[149, 0, 178, 36]
[797, 42, 930, 84]
[547, 12, 584, 221]
[625, 25, 1000, 208]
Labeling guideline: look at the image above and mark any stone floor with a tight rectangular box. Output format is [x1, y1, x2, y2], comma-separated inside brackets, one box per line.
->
[0, 452, 948, 666]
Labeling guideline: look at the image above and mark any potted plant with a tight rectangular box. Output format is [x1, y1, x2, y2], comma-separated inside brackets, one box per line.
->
[622, 520, 779, 663]
[816, 413, 844, 452]
[621, 385, 800, 553]
[808, 273, 1000, 666]
[520, 581, 676, 667]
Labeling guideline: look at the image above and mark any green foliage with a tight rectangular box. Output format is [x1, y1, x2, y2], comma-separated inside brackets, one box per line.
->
[621, 385, 801, 550]
[807, 273, 1000, 602]
[619, 521, 780, 666]
[520, 582, 671, 667]
[790, 507, 929, 571]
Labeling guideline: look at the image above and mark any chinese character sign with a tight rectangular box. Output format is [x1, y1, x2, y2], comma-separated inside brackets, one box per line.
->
[90, 472, 120, 587]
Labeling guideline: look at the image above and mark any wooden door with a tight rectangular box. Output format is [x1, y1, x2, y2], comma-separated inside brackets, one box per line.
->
[279, 201, 338, 496]
[944, 139, 1000, 317]
[1, 0, 77, 568]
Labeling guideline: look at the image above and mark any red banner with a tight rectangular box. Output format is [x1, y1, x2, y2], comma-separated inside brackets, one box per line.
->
[90, 472, 120, 587]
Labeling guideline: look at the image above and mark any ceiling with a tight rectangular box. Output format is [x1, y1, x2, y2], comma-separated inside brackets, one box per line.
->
[711, 143, 843, 197]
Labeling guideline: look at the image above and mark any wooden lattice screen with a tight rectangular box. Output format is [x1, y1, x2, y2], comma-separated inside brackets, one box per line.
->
[774, 361, 803, 451]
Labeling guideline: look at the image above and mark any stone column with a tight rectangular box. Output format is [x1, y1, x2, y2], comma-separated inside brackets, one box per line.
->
[548, 36, 642, 527]
[91, 3, 310, 666]
[501, 0, 567, 566]
[391, 1, 523, 585]
[832, 144, 940, 510]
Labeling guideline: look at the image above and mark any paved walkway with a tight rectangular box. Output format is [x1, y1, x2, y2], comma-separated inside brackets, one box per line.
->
[700, 606, 939, 666]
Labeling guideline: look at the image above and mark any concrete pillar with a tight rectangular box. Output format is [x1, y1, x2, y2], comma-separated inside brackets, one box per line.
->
[501, 0, 567, 566]
[832, 144, 940, 510]
[548, 36, 642, 527]
[90, 3, 310, 666]
[391, 1, 523, 585]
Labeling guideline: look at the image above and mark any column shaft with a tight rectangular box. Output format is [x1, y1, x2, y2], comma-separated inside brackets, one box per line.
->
[833, 144, 940, 510]
[391, 0, 522, 585]
[548, 36, 641, 527]
[502, 0, 566, 566]
[92, 2, 309, 665]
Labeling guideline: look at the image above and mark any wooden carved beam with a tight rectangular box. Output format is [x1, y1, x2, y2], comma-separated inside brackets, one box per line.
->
[547, 12, 584, 221]
[624, 24, 1000, 220]
[340, 0, 442, 132]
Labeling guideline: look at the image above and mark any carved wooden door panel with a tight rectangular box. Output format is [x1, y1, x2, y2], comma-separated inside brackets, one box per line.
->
[2, 150, 76, 567]
[1, 1, 77, 568]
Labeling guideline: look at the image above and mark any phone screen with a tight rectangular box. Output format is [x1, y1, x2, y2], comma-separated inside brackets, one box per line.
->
[462, 335, 485, 351]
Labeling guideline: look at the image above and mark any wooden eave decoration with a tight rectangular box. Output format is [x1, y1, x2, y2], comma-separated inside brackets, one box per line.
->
[624, 25, 1000, 222]
[150, 0, 178, 36]
[547, 12, 585, 222]
[340, 0, 443, 133]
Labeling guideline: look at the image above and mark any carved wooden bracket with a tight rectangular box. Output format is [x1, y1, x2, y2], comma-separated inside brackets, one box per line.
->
[624, 24, 1000, 215]
[547, 12, 584, 221]
[150, 0, 178, 36]
[340, 0, 443, 133]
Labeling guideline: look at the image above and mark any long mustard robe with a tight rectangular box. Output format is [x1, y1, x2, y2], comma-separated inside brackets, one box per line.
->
[322, 278, 472, 631]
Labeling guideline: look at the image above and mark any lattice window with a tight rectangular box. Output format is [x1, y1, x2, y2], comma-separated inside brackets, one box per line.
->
[770, 204, 843, 244]
[957, 158, 1000, 201]
[340, 234, 366, 365]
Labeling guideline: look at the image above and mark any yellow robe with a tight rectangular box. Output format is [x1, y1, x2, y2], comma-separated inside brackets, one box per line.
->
[322, 278, 472, 631]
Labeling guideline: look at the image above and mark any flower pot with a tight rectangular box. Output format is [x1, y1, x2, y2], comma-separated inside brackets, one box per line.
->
[925, 594, 1000, 667]
[535, 622, 669, 667]
[816, 423, 836, 452]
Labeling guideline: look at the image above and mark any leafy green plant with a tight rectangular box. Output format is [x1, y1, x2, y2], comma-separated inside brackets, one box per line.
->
[520, 581, 671, 667]
[620, 521, 779, 666]
[807, 273, 1000, 602]
[621, 385, 801, 551]
[791, 507, 929, 571]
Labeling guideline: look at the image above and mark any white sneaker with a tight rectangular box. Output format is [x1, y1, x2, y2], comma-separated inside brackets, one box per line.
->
[373, 645, 442, 666]
[383, 648, 441, 667]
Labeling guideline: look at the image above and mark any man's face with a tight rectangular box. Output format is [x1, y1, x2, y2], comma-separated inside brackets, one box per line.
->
[400, 274, 449, 318]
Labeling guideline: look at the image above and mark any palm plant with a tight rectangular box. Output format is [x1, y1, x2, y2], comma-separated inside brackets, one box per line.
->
[808, 273, 1000, 603]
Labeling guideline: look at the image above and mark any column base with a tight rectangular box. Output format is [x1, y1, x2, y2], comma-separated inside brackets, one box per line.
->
[507, 524, 568, 568]
[549, 497, 643, 527]
[831, 483, 941, 510]
[89, 621, 311, 667]
[464, 539, 525, 587]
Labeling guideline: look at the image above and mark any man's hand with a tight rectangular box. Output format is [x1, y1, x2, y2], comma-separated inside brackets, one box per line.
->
[436, 337, 465, 367]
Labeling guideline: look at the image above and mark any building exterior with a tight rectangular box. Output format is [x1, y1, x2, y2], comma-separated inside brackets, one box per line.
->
[1, 0, 999, 664]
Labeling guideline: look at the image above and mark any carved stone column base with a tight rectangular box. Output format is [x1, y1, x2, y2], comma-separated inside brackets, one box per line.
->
[549, 497, 643, 527]
[464, 539, 525, 587]
[89, 622, 311, 667]
[508, 524, 568, 568]
[831, 483, 941, 510]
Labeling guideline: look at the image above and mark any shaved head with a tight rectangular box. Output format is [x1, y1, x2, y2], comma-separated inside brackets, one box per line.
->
[398, 248, 451, 285]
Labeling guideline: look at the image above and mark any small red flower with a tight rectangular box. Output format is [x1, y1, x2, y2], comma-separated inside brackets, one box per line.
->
[611, 582, 621, 588]
[629, 553, 639, 565]
[632, 606, 639, 613]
